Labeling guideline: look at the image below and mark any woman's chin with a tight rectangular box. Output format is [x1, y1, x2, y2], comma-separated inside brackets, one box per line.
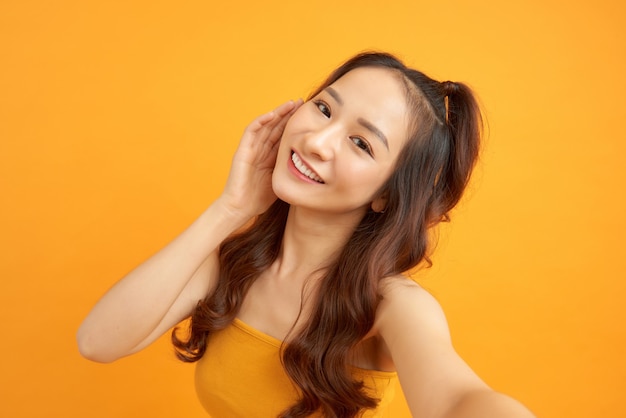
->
[271, 176, 292, 205]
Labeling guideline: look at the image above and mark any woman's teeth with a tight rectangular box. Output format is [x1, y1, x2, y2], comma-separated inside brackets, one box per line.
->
[291, 153, 323, 183]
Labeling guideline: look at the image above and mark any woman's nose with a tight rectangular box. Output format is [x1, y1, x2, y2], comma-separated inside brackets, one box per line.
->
[303, 124, 341, 161]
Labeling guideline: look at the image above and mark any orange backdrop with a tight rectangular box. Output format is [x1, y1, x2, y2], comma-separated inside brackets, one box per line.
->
[1, 0, 625, 417]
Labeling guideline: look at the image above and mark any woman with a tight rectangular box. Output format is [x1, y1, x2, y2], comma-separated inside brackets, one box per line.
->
[78, 52, 534, 417]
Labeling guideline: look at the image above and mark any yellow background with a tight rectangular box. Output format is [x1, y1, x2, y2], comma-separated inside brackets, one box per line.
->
[1, 0, 625, 416]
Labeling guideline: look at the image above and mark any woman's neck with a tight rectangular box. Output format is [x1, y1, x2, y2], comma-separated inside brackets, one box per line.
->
[271, 205, 365, 280]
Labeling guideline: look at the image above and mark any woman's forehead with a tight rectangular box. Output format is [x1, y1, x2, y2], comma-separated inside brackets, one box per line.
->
[327, 67, 410, 152]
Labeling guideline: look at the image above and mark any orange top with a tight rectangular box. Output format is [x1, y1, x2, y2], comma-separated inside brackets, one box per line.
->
[195, 318, 398, 417]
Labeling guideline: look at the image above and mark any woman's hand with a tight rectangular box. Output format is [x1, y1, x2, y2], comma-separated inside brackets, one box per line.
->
[219, 99, 302, 220]
[77, 101, 303, 363]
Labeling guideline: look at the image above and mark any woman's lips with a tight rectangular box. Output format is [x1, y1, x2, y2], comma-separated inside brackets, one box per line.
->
[290, 151, 324, 183]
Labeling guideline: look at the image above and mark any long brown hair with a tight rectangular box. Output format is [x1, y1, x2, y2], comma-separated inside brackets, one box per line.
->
[173, 52, 483, 417]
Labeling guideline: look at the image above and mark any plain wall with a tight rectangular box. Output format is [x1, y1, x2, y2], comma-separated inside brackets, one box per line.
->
[1, 0, 625, 416]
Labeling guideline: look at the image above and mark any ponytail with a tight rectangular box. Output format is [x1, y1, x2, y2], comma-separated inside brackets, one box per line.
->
[437, 80, 482, 216]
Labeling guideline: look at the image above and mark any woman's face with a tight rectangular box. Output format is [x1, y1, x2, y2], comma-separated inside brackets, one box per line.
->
[272, 67, 410, 218]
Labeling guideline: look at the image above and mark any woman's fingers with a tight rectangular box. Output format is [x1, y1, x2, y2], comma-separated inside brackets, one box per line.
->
[245, 111, 277, 135]
[222, 100, 304, 217]
[267, 99, 303, 145]
[247, 101, 291, 129]
[245, 99, 301, 137]
[235, 99, 303, 167]
[274, 99, 299, 117]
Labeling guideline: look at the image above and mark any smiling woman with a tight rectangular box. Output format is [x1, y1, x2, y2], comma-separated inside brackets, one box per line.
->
[77, 52, 535, 418]
[271, 67, 408, 218]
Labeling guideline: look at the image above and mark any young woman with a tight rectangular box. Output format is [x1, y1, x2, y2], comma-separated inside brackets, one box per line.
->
[78, 52, 535, 418]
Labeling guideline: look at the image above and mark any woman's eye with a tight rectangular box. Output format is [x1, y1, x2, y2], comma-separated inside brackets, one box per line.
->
[315, 101, 331, 118]
[351, 137, 372, 155]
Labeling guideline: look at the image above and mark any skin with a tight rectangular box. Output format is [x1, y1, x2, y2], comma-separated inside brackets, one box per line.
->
[271, 67, 408, 219]
[239, 68, 411, 338]
[77, 67, 535, 418]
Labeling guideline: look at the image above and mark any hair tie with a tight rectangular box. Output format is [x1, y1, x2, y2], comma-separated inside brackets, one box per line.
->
[442, 81, 458, 124]
[442, 80, 459, 97]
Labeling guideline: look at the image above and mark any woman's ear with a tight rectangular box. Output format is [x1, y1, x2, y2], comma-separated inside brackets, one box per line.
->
[370, 193, 388, 213]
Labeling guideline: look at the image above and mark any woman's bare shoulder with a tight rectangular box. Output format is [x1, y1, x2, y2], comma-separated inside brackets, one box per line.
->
[374, 276, 535, 418]
[376, 275, 450, 338]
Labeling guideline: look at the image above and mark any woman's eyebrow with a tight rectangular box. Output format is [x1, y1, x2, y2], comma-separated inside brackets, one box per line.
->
[324, 87, 389, 151]
[358, 118, 389, 150]
[325, 87, 344, 105]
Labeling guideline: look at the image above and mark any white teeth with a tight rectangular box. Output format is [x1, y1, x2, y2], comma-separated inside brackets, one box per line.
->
[291, 153, 323, 183]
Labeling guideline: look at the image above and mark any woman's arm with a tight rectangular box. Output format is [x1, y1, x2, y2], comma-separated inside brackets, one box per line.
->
[76, 201, 243, 363]
[441, 390, 535, 418]
[77, 100, 301, 363]
[376, 278, 535, 418]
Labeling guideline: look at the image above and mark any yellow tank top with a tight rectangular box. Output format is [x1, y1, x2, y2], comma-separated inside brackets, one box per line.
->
[195, 318, 398, 417]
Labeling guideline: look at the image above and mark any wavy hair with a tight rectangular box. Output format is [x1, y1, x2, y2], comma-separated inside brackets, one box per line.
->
[173, 52, 482, 417]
